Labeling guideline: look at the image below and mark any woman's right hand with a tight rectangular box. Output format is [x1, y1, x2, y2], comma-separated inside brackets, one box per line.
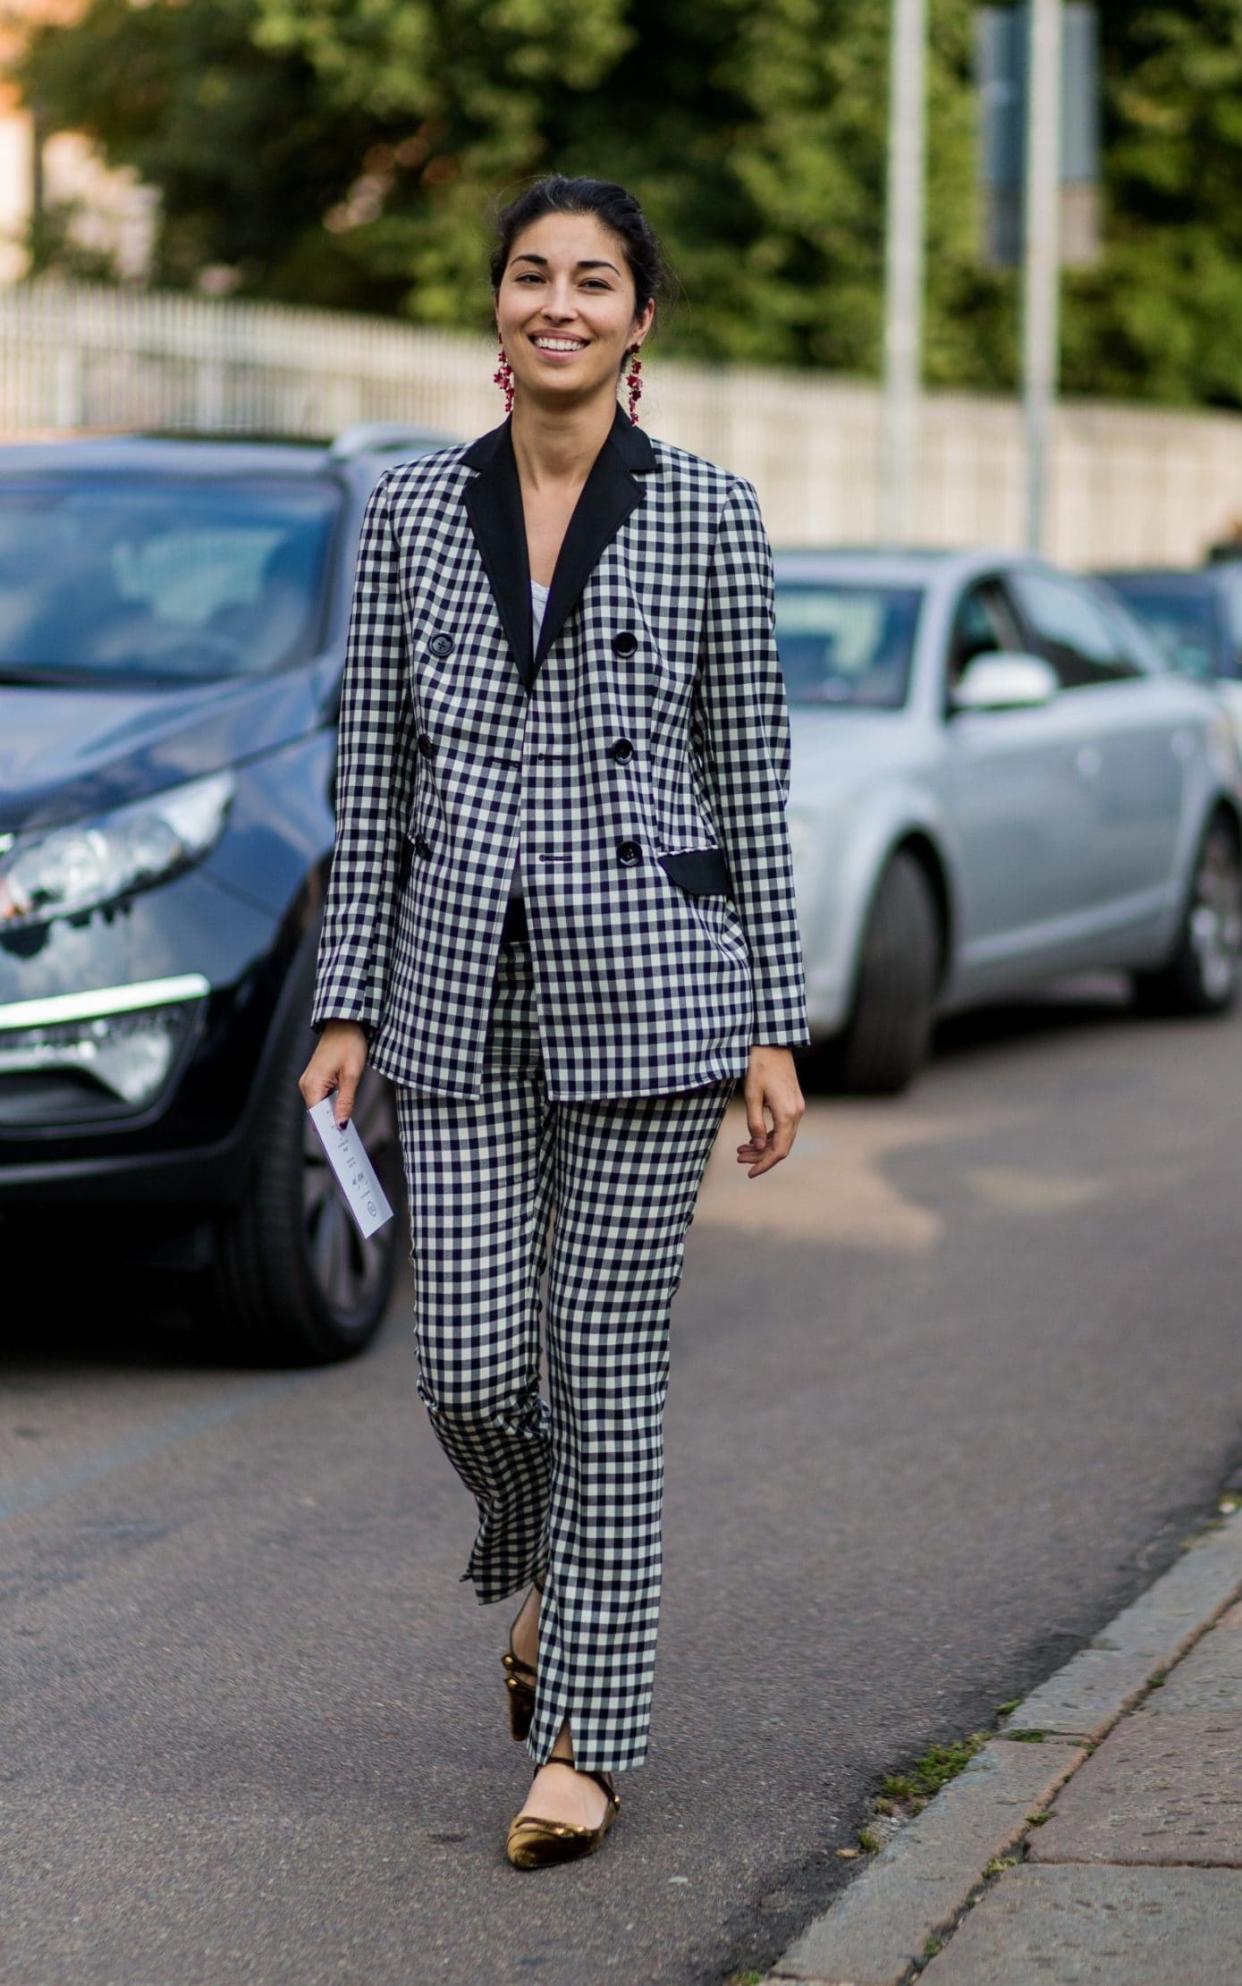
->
[298, 1020, 370, 1129]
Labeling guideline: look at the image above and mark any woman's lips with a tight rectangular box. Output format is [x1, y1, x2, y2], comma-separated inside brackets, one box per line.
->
[529, 337, 589, 362]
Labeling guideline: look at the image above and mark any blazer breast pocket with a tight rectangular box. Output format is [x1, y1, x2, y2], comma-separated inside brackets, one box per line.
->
[658, 847, 733, 897]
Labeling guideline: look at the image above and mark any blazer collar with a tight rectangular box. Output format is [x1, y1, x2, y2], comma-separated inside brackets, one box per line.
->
[461, 402, 656, 694]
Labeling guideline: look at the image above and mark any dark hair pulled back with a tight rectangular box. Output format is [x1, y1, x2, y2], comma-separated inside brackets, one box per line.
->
[488, 175, 677, 357]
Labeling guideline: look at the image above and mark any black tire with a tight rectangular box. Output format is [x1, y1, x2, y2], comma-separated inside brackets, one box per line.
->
[825, 849, 940, 1095]
[1131, 813, 1242, 1018]
[202, 1012, 404, 1366]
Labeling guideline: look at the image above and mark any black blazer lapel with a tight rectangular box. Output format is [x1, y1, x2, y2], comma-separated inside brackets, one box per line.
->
[462, 402, 655, 694]
[461, 424, 533, 690]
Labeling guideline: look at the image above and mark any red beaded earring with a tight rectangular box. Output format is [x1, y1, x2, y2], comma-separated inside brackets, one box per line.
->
[625, 344, 644, 424]
[493, 333, 514, 415]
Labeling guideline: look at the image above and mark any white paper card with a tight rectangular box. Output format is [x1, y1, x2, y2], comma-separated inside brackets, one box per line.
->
[307, 1098, 395, 1239]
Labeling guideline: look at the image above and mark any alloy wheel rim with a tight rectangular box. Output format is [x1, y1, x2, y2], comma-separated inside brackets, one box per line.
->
[301, 1071, 397, 1323]
[1188, 834, 1242, 1001]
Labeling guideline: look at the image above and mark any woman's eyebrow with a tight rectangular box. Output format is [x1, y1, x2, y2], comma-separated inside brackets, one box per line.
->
[511, 253, 620, 275]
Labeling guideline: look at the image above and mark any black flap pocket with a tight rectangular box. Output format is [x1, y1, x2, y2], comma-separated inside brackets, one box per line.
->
[658, 847, 733, 896]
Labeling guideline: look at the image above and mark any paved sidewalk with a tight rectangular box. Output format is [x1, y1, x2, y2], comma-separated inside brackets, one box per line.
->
[759, 1501, 1242, 1986]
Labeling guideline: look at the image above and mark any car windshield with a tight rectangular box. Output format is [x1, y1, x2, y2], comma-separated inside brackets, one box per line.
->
[1102, 579, 1219, 682]
[0, 476, 340, 684]
[775, 581, 922, 708]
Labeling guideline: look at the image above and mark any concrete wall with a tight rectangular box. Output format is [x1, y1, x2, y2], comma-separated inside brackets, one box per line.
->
[3, 279, 1240, 569]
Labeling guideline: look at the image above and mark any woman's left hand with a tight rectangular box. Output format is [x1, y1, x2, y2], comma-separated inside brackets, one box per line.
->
[737, 1046, 806, 1177]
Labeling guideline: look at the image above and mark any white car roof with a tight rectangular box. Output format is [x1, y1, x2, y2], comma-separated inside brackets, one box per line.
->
[772, 546, 1052, 595]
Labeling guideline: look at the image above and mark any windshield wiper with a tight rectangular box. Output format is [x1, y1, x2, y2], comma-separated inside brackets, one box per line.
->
[0, 662, 157, 687]
[0, 664, 85, 685]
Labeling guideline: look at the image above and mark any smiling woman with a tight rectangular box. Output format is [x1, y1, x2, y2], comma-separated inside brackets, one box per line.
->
[489, 184, 661, 443]
[299, 172, 809, 1874]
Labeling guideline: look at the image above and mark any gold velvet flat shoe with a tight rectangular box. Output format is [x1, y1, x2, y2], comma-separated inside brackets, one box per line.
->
[505, 1759, 621, 1869]
[500, 1576, 543, 1742]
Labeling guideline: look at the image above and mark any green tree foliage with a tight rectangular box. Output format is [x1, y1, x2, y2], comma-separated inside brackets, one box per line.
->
[251, 0, 638, 326]
[17, 0, 1242, 408]
[1059, 4, 1242, 406]
[17, 0, 393, 303]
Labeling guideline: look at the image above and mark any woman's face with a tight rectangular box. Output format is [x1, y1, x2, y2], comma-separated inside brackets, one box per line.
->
[495, 211, 654, 413]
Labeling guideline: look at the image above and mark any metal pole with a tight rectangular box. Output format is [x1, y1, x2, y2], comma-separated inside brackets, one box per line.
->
[879, 0, 927, 543]
[1022, 0, 1063, 552]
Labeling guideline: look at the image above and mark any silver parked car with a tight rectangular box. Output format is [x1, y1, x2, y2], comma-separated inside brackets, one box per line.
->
[776, 549, 1242, 1092]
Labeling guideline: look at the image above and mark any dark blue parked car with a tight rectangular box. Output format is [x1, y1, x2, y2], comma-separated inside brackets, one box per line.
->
[1096, 561, 1242, 742]
[1095, 564, 1242, 680]
[0, 423, 456, 1362]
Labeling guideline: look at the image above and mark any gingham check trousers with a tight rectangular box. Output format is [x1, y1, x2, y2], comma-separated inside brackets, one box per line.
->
[394, 911, 736, 1774]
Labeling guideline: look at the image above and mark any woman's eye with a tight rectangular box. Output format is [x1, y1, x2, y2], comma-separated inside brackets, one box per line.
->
[514, 273, 610, 288]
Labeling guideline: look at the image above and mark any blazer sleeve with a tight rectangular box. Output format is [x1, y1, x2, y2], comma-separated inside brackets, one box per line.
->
[692, 476, 811, 1049]
[310, 469, 418, 1037]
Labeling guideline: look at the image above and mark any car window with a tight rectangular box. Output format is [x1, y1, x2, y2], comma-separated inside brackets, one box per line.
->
[1008, 569, 1145, 689]
[1100, 578, 1218, 681]
[1091, 586, 1171, 676]
[774, 582, 923, 709]
[0, 476, 341, 683]
[948, 579, 1025, 691]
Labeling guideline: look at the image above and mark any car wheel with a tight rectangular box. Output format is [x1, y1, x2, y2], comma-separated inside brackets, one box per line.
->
[1131, 813, 1242, 1018]
[204, 1015, 404, 1365]
[826, 850, 940, 1095]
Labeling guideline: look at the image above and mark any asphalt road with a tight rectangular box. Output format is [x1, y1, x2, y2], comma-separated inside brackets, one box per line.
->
[4, 976, 1242, 1986]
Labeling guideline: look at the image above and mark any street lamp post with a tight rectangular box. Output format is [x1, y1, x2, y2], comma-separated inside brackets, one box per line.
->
[1022, 0, 1063, 552]
[879, 0, 928, 545]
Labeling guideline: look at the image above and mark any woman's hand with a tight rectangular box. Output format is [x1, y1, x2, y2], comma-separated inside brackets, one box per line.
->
[737, 1045, 806, 1177]
[298, 1020, 370, 1129]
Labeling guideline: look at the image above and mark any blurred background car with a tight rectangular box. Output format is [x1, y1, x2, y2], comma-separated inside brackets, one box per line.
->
[0, 422, 457, 1364]
[1096, 561, 1242, 757]
[777, 547, 1242, 1094]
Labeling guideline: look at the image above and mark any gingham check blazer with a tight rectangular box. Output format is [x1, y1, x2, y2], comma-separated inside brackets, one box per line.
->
[310, 400, 810, 1100]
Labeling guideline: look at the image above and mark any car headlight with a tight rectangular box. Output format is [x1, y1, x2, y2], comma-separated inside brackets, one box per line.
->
[0, 772, 234, 930]
[0, 1006, 196, 1108]
[0, 976, 212, 1115]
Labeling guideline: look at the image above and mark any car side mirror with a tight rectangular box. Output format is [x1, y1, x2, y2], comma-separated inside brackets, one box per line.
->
[950, 652, 1059, 713]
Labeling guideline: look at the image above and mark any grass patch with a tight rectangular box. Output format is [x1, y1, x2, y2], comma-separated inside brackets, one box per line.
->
[879, 1730, 990, 1811]
[982, 1854, 1019, 1876]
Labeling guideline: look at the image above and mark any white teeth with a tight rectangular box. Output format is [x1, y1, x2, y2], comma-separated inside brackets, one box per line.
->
[533, 338, 585, 351]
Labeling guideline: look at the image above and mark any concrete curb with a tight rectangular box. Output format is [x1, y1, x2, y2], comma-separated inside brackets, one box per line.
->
[759, 1504, 1242, 1986]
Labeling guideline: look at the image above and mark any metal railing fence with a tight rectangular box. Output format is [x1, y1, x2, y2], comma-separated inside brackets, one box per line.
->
[3, 278, 1240, 567]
